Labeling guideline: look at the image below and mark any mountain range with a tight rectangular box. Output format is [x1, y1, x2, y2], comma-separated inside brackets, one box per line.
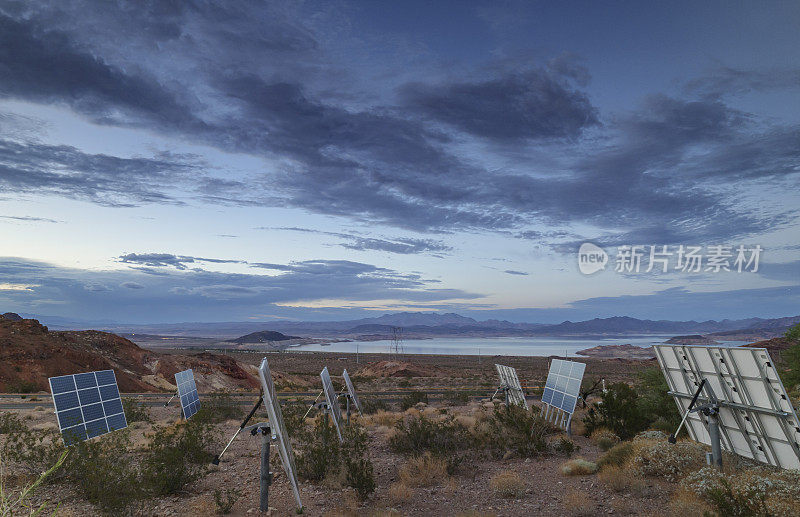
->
[30, 311, 800, 340]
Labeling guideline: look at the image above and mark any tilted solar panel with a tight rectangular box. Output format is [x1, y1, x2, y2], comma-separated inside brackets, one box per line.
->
[258, 357, 302, 508]
[655, 344, 800, 470]
[542, 359, 585, 415]
[175, 369, 200, 419]
[342, 369, 362, 415]
[49, 369, 127, 446]
[494, 364, 527, 408]
[321, 367, 343, 441]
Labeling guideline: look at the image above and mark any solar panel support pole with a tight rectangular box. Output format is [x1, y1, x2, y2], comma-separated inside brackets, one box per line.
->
[302, 391, 324, 420]
[212, 394, 263, 465]
[164, 390, 178, 408]
[707, 410, 723, 469]
[246, 423, 273, 512]
[345, 395, 351, 426]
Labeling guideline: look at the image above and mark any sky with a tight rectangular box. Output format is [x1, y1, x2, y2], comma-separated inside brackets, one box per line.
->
[0, 0, 798, 324]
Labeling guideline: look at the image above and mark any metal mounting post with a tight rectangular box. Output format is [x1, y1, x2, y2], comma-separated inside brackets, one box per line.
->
[246, 423, 273, 512]
[164, 390, 178, 407]
[707, 411, 723, 469]
[346, 394, 351, 425]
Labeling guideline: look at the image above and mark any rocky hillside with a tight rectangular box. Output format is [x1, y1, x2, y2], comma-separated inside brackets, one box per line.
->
[0, 317, 258, 392]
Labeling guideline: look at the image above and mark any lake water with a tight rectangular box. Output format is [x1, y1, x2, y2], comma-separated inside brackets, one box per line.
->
[292, 335, 749, 357]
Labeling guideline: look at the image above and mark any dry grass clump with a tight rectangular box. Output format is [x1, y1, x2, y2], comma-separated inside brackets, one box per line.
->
[369, 410, 402, 427]
[387, 482, 413, 504]
[668, 488, 712, 517]
[560, 458, 598, 476]
[489, 470, 525, 498]
[398, 452, 448, 487]
[590, 428, 620, 451]
[629, 440, 705, 482]
[563, 488, 594, 516]
[597, 465, 645, 493]
[597, 441, 634, 469]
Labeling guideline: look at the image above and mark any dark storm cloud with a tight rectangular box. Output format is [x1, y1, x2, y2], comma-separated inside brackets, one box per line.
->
[0, 4, 796, 246]
[0, 139, 198, 205]
[400, 68, 599, 140]
[0, 14, 198, 129]
[262, 227, 451, 255]
[0, 257, 481, 322]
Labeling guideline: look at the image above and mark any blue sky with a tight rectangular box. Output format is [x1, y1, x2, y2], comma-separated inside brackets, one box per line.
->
[0, 1, 798, 324]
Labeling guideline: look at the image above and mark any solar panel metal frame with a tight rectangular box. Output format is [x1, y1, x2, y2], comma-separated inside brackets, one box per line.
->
[174, 369, 200, 419]
[541, 359, 586, 431]
[494, 364, 527, 408]
[320, 366, 344, 441]
[342, 369, 362, 415]
[654, 344, 800, 470]
[48, 369, 128, 446]
[258, 357, 302, 508]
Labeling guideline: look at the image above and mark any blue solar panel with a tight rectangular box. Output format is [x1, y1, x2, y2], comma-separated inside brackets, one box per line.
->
[541, 359, 586, 415]
[48, 369, 127, 446]
[174, 369, 200, 419]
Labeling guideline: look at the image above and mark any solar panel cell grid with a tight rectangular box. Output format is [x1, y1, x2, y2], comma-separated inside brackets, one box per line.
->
[541, 359, 586, 415]
[174, 369, 200, 419]
[48, 369, 127, 446]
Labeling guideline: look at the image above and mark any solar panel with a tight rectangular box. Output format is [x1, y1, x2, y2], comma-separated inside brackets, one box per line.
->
[342, 369, 362, 415]
[320, 367, 343, 441]
[655, 344, 800, 470]
[494, 364, 527, 408]
[542, 359, 586, 415]
[48, 369, 128, 446]
[258, 358, 302, 508]
[174, 369, 200, 419]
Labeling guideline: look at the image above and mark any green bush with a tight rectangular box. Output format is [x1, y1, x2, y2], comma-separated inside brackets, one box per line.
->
[361, 397, 390, 414]
[213, 488, 241, 514]
[295, 418, 375, 499]
[122, 397, 152, 423]
[200, 392, 245, 423]
[141, 418, 219, 495]
[296, 416, 341, 482]
[1, 425, 66, 480]
[478, 405, 551, 458]
[0, 450, 67, 516]
[6, 380, 39, 393]
[583, 382, 648, 440]
[389, 414, 473, 474]
[636, 367, 681, 432]
[705, 479, 772, 517]
[443, 390, 471, 406]
[400, 391, 428, 410]
[68, 431, 143, 513]
[629, 441, 705, 482]
[780, 323, 800, 390]
[0, 412, 25, 435]
[554, 437, 577, 457]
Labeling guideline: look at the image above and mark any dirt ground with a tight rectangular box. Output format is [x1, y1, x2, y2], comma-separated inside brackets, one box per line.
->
[5, 399, 676, 517]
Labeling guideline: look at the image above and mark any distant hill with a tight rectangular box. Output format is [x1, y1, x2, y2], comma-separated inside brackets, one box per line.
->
[0, 317, 258, 392]
[227, 330, 298, 343]
[1, 312, 22, 321]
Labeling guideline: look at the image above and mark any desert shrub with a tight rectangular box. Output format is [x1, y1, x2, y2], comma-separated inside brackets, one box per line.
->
[0, 449, 67, 516]
[0, 412, 25, 435]
[122, 397, 152, 423]
[398, 452, 448, 487]
[634, 430, 668, 442]
[213, 488, 240, 514]
[554, 437, 576, 457]
[681, 467, 800, 517]
[780, 324, 800, 390]
[563, 488, 594, 516]
[489, 470, 525, 498]
[630, 440, 705, 482]
[589, 428, 620, 451]
[477, 405, 551, 458]
[361, 397, 390, 414]
[296, 415, 340, 481]
[443, 391, 471, 406]
[68, 431, 143, 513]
[389, 414, 472, 474]
[1, 425, 66, 480]
[141, 418, 219, 495]
[341, 423, 375, 500]
[201, 392, 245, 423]
[280, 402, 307, 435]
[369, 410, 402, 427]
[597, 442, 634, 469]
[296, 417, 375, 499]
[582, 382, 648, 440]
[561, 458, 598, 476]
[636, 367, 681, 432]
[6, 380, 39, 393]
[400, 391, 428, 410]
